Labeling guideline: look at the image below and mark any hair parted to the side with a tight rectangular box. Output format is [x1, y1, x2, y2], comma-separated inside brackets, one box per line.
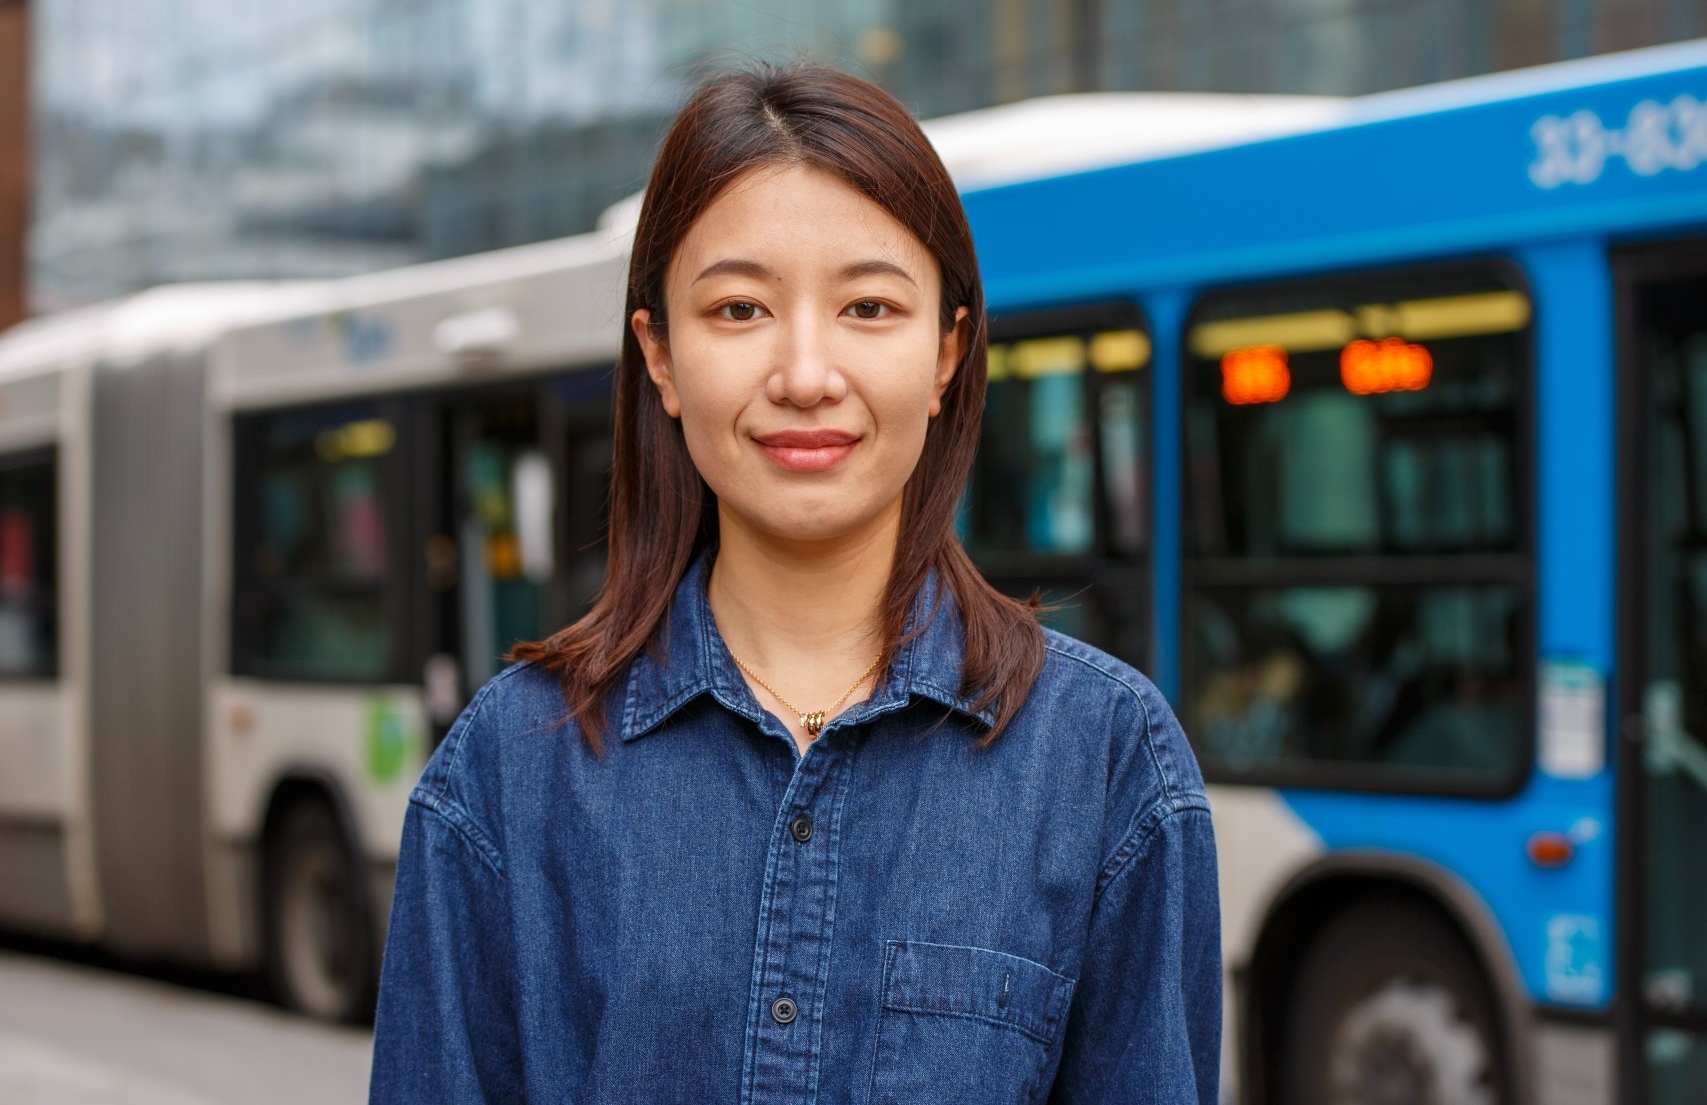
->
[509, 62, 1045, 752]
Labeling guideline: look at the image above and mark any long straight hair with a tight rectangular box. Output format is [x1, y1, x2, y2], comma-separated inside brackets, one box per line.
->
[511, 63, 1044, 751]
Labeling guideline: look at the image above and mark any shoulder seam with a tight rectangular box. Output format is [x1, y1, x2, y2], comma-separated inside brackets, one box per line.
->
[431, 661, 532, 802]
[1095, 798, 1211, 904]
[1041, 643, 1178, 803]
[409, 790, 506, 878]
[415, 661, 538, 874]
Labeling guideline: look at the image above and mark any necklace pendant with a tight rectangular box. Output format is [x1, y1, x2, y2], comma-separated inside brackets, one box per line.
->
[803, 711, 826, 737]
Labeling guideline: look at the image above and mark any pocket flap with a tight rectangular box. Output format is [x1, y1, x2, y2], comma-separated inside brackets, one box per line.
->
[880, 941, 1075, 1045]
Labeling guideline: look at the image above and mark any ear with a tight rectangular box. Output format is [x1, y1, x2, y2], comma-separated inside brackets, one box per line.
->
[928, 306, 970, 418]
[632, 309, 681, 419]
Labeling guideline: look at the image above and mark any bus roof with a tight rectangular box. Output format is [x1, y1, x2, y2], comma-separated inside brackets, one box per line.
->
[964, 38, 1707, 305]
[0, 281, 322, 380]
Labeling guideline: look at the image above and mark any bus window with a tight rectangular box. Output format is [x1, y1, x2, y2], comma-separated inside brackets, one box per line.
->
[232, 402, 403, 683]
[964, 303, 1150, 666]
[0, 448, 56, 678]
[1183, 270, 1532, 790]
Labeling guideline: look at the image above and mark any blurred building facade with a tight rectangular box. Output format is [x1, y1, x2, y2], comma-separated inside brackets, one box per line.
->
[1, 0, 26, 329]
[26, 0, 1707, 312]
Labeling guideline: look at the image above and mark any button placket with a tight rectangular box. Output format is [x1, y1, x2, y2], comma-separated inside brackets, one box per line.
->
[738, 745, 854, 1104]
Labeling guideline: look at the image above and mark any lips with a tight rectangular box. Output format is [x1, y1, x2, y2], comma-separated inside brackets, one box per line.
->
[752, 428, 859, 472]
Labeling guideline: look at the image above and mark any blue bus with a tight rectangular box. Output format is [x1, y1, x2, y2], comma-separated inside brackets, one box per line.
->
[5, 33, 1703, 1105]
[955, 37, 1707, 1105]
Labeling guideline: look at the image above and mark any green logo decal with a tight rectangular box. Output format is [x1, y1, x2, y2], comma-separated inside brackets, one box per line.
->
[365, 696, 418, 783]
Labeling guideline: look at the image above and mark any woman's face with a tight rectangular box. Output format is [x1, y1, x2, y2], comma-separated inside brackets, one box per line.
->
[633, 164, 966, 548]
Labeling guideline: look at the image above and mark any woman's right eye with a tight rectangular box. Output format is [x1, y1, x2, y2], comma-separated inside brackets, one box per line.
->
[719, 301, 762, 322]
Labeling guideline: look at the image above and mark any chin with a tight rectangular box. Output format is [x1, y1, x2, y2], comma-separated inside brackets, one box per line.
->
[734, 498, 889, 545]
[763, 512, 874, 544]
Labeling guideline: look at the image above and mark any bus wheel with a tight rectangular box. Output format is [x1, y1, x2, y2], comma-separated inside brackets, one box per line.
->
[263, 800, 375, 1022]
[1278, 900, 1505, 1105]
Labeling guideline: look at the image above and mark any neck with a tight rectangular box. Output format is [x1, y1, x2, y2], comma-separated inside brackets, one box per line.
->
[707, 498, 897, 697]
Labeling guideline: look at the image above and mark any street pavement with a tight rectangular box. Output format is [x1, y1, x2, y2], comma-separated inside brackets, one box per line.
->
[0, 949, 372, 1104]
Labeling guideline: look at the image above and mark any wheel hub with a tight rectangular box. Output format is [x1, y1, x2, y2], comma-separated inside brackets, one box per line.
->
[1328, 978, 1494, 1105]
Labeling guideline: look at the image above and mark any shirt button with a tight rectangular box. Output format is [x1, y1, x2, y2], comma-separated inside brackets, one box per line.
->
[789, 815, 814, 843]
[771, 996, 798, 1024]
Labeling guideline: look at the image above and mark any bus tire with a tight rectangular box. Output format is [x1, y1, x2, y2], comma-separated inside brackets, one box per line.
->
[1277, 899, 1507, 1105]
[263, 799, 376, 1023]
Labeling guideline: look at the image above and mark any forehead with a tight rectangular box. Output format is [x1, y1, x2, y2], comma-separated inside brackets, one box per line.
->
[668, 164, 936, 283]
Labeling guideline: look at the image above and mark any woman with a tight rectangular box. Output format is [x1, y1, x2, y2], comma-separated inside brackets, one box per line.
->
[370, 63, 1219, 1104]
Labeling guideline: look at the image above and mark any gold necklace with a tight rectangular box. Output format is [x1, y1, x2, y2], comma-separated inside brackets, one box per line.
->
[728, 651, 882, 737]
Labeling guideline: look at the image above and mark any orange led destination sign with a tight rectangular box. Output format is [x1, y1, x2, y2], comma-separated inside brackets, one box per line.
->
[1221, 345, 1290, 405]
[1340, 337, 1433, 396]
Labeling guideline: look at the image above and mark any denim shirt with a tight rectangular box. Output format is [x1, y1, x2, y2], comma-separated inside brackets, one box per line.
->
[370, 562, 1220, 1104]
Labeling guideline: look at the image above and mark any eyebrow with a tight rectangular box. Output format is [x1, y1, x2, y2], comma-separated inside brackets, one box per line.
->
[839, 259, 917, 286]
[690, 257, 919, 286]
[692, 258, 775, 284]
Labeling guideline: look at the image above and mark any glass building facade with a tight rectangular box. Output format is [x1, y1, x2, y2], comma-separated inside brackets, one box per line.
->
[29, 0, 1707, 311]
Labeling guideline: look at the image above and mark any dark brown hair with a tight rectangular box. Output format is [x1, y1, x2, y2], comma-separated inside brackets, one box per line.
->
[511, 63, 1044, 750]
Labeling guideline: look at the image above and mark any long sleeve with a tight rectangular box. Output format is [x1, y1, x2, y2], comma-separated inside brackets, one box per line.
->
[1049, 803, 1222, 1105]
[369, 795, 521, 1104]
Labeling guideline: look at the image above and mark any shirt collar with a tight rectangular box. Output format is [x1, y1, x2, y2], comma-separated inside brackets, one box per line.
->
[618, 556, 995, 742]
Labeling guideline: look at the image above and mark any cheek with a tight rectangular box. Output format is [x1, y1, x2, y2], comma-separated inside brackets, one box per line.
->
[866, 360, 943, 467]
[874, 333, 948, 419]
[668, 339, 745, 432]
[665, 347, 755, 495]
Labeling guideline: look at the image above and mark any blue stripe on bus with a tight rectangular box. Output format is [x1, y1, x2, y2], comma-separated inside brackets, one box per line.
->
[1145, 288, 1191, 702]
[1522, 239, 1616, 675]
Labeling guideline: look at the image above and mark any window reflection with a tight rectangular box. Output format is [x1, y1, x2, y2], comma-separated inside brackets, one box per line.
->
[1184, 272, 1531, 788]
[451, 398, 552, 689]
[237, 403, 397, 682]
[0, 451, 57, 678]
[964, 311, 1150, 667]
[972, 339, 1092, 557]
[1099, 381, 1146, 557]
[1191, 585, 1523, 775]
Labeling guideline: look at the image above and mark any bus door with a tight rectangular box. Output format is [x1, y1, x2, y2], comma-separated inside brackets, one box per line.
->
[1617, 240, 1707, 1103]
[414, 370, 612, 742]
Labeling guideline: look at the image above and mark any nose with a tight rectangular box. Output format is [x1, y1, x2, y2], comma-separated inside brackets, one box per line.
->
[767, 315, 847, 407]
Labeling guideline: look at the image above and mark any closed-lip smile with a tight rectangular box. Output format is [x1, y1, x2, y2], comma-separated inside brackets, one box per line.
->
[752, 428, 859, 472]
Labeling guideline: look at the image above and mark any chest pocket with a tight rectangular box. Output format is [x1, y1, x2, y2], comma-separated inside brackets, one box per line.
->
[866, 940, 1076, 1105]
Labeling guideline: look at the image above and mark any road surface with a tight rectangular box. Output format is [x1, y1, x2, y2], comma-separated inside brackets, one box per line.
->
[0, 948, 372, 1104]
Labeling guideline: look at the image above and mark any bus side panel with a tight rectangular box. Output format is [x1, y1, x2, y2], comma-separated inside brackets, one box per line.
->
[0, 685, 74, 932]
[1205, 784, 1325, 1105]
[204, 679, 425, 971]
[88, 352, 211, 962]
[206, 679, 423, 865]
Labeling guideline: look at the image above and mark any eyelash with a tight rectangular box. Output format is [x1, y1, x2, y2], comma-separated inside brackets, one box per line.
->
[716, 300, 766, 322]
[711, 299, 897, 322]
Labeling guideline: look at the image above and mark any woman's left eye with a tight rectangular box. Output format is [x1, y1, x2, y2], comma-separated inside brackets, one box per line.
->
[848, 300, 888, 320]
[718, 301, 763, 321]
